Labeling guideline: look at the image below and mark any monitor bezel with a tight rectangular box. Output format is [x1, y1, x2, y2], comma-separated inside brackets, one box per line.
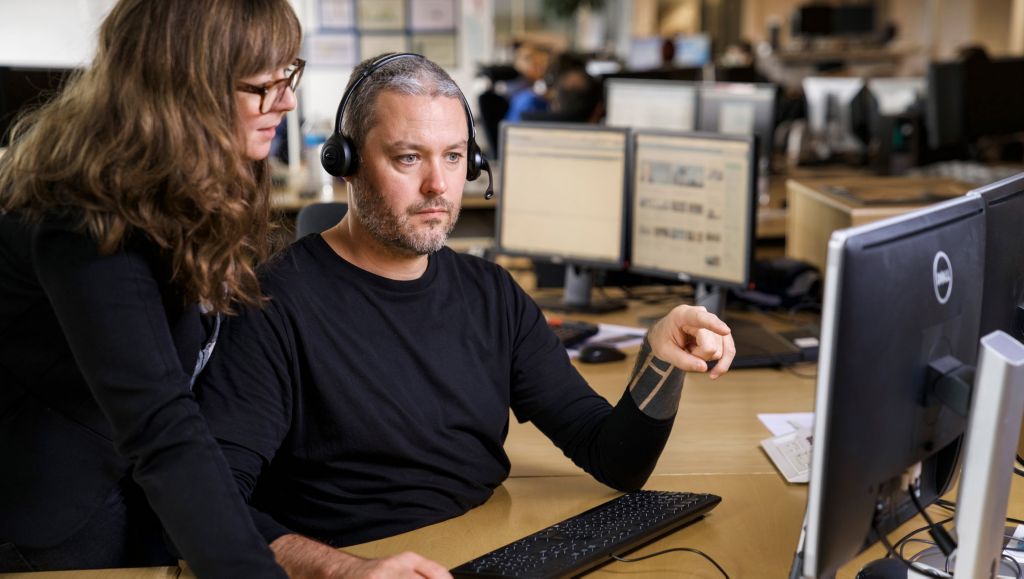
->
[626, 129, 757, 290]
[495, 121, 632, 270]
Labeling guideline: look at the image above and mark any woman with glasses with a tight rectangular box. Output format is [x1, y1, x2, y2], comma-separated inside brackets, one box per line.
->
[0, 0, 301, 576]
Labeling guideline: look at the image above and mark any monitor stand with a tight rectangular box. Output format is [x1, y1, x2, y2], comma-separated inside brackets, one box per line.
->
[533, 265, 626, 314]
[696, 283, 805, 369]
[864, 331, 1024, 578]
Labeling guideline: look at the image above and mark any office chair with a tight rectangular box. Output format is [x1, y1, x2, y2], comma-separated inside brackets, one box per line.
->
[295, 201, 347, 240]
[478, 89, 509, 158]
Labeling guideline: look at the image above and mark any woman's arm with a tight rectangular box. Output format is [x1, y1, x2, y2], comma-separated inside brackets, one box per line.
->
[32, 222, 285, 578]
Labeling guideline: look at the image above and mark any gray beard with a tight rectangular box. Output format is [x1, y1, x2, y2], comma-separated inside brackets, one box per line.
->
[349, 177, 460, 256]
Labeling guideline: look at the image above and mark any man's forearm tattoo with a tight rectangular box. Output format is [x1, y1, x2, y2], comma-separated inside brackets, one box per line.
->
[626, 337, 685, 420]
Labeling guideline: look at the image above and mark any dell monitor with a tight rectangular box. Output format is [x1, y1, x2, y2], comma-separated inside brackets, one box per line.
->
[0, 66, 78, 147]
[697, 81, 777, 175]
[604, 78, 698, 132]
[497, 122, 630, 312]
[799, 194, 987, 578]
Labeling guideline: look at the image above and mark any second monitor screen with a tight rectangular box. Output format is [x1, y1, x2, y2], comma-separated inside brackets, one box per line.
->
[631, 132, 755, 288]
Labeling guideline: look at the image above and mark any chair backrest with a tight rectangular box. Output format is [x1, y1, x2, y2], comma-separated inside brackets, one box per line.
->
[478, 89, 509, 158]
[295, 202, 348, 240]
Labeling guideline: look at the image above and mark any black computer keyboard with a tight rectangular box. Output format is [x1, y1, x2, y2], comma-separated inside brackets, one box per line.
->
[450, 490, 722, 578]
[548, 319, 600, 348]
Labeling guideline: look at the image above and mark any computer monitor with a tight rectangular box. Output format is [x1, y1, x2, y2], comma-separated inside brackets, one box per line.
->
[627, 37, 664, 71]
[604, 78, 699, 132]
[925, 57, 1024, 154]
[946, 173, 1024, 577]
[697, 82, 777, 175]
[629, 131, 755, 291]
[792, 5, 834, 37]
[962, 57, 1024, 142]
[802, 76, 866, 155]
[866, 77, 925, 117]
[629, 130, 802, 368]
[0, 66, 78, 147]
[832, 5, 876, 36]
[799, 195, 987, 578]
[857, 176, 1024, 577]
[924, 61, 966, 151]
[974, 172, 1024, 343]
[673, 34, 711, 67]
[497, 122, 630, 312]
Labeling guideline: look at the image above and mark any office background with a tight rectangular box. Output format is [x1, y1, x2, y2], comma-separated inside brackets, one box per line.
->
[3, 0, 1022, 136]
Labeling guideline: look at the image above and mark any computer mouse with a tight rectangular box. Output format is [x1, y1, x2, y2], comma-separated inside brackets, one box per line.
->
[578, 343, 627, 364]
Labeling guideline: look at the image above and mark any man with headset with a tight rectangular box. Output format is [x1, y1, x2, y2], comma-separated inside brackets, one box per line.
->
[196, 53, 735, 577]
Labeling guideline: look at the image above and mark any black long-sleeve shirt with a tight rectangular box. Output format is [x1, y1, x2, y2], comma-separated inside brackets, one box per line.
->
[0, 213, 284, 577]
[196, 235, 675, 548]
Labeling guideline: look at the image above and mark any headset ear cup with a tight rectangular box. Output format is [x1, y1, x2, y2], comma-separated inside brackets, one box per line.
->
[321, 134, 359, 177]
[339, 137, 359, 177]
[466, 140, 483, 182]
[320, 133, 348, 177]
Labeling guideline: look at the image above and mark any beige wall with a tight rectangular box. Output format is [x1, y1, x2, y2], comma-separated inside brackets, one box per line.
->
[632, 0, 702, 37]
[741, 0, 800, 45]
[659, 0, 702, 36]
[1014, 0, 1024, 52]
[632, 0, 659, 36]
[974, 0, 1015, 54]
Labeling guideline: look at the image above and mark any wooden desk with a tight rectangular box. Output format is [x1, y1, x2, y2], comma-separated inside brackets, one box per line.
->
[509, 358, 815, 478]
[786, 175, 972, 272]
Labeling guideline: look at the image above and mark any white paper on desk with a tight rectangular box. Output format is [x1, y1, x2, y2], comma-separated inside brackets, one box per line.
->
[567, 323, 646, 359]
[758, 412, 814, 436]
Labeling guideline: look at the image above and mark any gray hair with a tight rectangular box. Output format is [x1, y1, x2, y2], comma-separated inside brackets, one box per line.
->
[342, 53, 463, 155]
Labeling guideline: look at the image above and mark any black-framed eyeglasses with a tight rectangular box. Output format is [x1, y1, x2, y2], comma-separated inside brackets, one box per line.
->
[236, 58, 305, 114]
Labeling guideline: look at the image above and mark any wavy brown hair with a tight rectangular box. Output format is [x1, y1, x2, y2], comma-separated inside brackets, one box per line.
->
[0, 0, 301, 314]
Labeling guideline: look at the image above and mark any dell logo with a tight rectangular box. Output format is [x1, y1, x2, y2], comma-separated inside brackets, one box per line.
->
[933, 251, 952, 304]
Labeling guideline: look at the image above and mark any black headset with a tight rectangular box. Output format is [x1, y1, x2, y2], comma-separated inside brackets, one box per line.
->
[320, 52, 493, 199]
